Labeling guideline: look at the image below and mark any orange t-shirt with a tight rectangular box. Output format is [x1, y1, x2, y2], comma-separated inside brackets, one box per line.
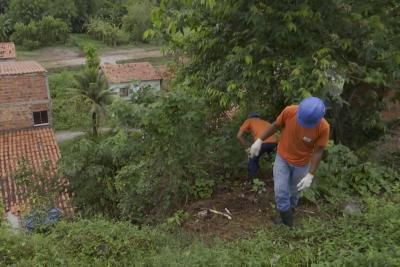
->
[240, 118, 277, 144]
[275, 105, 330, 166]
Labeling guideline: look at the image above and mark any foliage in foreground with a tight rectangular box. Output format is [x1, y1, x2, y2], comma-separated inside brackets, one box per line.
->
[1, 194, 400, 266]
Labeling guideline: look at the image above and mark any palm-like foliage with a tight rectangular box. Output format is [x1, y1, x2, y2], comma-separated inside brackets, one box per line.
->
[70, 68, 114, 135]
[0, 15, 12, 42]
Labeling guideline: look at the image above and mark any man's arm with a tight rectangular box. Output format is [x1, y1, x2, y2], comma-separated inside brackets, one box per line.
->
[309, 145, 325, 175]
[259, 122, 281, 141]
[297, 145, 325, 191]
[236, 128, 250, 148]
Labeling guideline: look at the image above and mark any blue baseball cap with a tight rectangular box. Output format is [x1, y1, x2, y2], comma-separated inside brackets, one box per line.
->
[297, 97, 326, 128]
[248, 112, 261, 118]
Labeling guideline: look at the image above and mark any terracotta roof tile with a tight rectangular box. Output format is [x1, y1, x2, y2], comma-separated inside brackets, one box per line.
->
[0, 61, 47, 76]
[0, 43, 16, 60]
[101, 62, 162, 83]
[0, 128, 73, 218]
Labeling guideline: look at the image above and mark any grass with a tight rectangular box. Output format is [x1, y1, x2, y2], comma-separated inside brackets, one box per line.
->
[16, 34, 161, 63]
[15, 46, 41, 60]
[67, 34, 109, 52]
[68, 34, 160, 53]
[1, 193, 400, 266]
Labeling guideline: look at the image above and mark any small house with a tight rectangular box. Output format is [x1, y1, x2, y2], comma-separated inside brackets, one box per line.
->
[101, 62, 162, 99]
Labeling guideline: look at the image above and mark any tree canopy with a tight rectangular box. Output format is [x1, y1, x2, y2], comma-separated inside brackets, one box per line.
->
[151, 0, 400, 145]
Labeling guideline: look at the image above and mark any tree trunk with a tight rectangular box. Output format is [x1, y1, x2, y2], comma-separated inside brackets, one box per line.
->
[92, 112, 97, 135]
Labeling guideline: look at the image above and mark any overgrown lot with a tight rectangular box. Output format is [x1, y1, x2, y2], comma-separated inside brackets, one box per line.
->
[1, 0, 399, 266]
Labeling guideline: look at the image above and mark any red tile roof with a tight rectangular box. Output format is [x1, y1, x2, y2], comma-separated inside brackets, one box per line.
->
[101, 62, 162, 83]
[0, 42, 16, 60]
[0, 61, 47, 76]
[0, 127, 73, 217]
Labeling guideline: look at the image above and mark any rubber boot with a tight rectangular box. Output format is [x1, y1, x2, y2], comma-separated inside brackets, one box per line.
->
[280, 209, 293, 227]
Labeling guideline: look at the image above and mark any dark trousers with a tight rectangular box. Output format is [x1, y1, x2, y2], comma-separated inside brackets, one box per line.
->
[248, 143, 277, 178]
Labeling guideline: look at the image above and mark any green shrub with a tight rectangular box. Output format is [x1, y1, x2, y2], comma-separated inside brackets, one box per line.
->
[303, 144, 400, 204]
[86, 18, 129, 46]
[48, 70, 92, 130]
[59, 87, 243, 222]
[36, 16, 69, 44]
[0, 14, 12, 42]
[10, 16, 69, 49]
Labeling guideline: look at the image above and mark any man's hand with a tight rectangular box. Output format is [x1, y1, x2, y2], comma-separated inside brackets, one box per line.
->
[245, 147, 251, 158]
[297, 173, 314, 191]
[249, 138, 262, 158]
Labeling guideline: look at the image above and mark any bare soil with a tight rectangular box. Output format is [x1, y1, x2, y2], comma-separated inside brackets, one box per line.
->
[18, 47, 162, 69]
[183, 179, 319, 241]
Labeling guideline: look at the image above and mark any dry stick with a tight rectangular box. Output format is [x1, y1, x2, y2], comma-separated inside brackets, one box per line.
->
[225, 208, 232, 215]
[209, 209, 232, 220]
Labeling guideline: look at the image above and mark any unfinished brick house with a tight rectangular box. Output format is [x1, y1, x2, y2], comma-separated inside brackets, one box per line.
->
[0, 42, 16, 61]
[0, 60, 73, 228]
[0, 61, 52, 130]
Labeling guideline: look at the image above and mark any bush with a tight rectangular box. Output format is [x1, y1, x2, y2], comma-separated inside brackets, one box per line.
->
[86, 18, 129, 46]
[59, 87, 243, 222]
[303, 144, 400, 204]
[36, 16, 69, 44]
[0, 14, 12, 42]
[10, 16, 69, 49]
[48, 70, 92, 130]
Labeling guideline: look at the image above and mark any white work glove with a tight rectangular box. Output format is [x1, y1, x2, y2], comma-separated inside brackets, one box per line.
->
[249, 138, 263, 158]
[297, 173, 314, 191]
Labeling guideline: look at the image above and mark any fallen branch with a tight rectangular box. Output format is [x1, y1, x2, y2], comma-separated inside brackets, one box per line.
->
[300, 209, 315, 214]
[209, 209, 232, 220]
[224, 208, 232, 215]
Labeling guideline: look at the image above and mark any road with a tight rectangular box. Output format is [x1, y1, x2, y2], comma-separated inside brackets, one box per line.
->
[19, 47, 163, 69]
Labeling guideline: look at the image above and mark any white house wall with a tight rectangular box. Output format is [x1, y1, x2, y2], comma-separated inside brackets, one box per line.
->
[109, 80, 161, 99]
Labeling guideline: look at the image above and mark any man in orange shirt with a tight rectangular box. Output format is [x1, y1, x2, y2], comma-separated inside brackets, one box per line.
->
[237, 112, 277, 179]
[249, 97, 329, 226]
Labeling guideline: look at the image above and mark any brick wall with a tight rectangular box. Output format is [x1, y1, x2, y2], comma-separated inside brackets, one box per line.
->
[0, 74, 48, 104]
[0, 73, 50, 131]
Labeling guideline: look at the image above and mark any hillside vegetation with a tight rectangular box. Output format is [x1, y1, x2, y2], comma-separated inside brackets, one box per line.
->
[1, 0, 399, 266]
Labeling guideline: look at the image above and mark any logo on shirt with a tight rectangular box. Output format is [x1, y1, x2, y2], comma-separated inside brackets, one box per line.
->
[303, 136, 312, 143]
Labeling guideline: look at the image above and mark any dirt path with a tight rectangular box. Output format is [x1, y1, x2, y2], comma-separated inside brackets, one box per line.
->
[55, 128, 112, 142]
[19, 47, 162, 69]
[55, 131, 86, 142]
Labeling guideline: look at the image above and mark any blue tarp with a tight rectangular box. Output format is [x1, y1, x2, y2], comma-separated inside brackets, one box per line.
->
[24, 207, 63, 232]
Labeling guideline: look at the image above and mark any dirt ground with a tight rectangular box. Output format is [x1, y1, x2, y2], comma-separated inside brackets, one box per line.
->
[18, 47, 162, 69]
[183, 178, 319, 241]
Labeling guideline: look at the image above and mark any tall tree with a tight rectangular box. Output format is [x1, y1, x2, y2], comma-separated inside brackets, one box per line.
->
[70, 68, 114, 135]
[152, 0, 400, 146]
